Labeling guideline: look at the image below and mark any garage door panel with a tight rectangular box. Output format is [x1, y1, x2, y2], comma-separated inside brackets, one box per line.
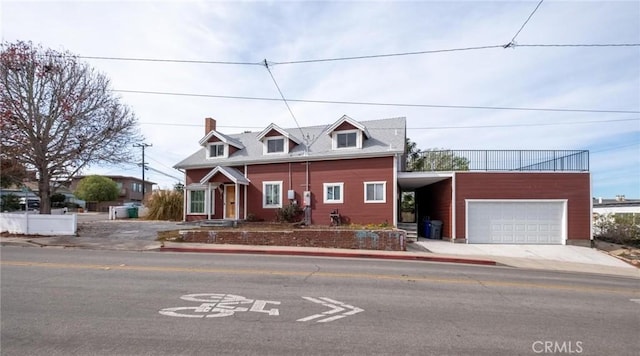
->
[467, 201, 565, 244]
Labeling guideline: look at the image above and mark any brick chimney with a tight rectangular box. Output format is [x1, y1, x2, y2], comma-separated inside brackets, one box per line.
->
[205, 117, 216, 134]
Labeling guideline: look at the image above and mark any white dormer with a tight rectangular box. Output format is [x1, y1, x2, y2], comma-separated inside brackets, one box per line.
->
[257, 123, 301, 155]
[326, 115, 370, 150]
[198, 126, 244, 160]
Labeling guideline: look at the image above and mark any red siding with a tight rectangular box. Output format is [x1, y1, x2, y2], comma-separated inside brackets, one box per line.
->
[185, 166, 246, 220]
[245, 157, 395, 225]
[416, 179, 452, 238]
[455, 172, 591, 242]
[335, 122, 358, 131]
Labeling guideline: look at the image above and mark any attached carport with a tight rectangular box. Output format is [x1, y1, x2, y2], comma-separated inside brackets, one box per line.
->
[397, 172, 453, 239]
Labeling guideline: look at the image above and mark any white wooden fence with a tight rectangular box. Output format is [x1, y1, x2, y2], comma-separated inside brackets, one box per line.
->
[0, 212, 77, 236]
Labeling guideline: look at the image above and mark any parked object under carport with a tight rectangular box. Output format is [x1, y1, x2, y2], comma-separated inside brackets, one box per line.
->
[430, 220, 443, 239]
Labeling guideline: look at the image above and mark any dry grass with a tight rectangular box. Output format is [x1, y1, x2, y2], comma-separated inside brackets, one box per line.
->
[144, 190, 183, 221]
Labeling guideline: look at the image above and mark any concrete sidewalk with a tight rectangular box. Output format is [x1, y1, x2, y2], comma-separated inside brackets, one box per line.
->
[1, 235, 638, 278]
[415, 239, 639, 278]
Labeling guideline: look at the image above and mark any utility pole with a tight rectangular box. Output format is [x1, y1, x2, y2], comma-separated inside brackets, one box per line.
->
[133, 142, 152, 200]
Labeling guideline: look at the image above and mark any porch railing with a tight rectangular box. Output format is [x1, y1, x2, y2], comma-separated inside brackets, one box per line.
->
[406, 150, 589, 172]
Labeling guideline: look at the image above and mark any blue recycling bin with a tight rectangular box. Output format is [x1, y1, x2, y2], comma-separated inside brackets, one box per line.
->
[424, 218, 431, 239]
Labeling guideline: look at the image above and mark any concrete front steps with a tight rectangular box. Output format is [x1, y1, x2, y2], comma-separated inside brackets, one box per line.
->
[397, 222, 418, 240]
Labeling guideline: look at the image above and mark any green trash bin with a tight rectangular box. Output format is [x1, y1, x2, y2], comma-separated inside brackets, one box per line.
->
[127, 207, 138, 218]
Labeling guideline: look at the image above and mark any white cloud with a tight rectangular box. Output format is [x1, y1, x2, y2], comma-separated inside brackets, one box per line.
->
[2, 0, 639, 197]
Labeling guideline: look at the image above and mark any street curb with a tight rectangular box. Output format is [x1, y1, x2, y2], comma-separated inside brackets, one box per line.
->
[159, 246, 498, 266]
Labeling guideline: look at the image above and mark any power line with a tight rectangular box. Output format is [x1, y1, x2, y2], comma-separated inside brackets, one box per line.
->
[262, 60, 305, 138]
[115, 89, 640, 114]
[60, 54, 262, 66]
[270, 45, 506, 65]
[47, 41, 638, 66]
[133, 142, 152, 198]
[138, 118, 639, 130]
[516, 43, 640, 48]
[507, 0, 545, 47]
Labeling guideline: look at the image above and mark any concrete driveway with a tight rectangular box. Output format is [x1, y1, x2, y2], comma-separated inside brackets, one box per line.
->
[416, 239, 635, 270]
[76, 212, 187, 240]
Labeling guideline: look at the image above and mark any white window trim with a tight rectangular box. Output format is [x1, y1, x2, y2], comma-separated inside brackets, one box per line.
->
[187, 189, 206, 214]
[364, 181, 386, 203]
[206, 142, 227, 159]
[332, 130, 361, 150]
[262, 181, 283, 209]
[263, 136, 288, 155]
[323, 182, 344, 204]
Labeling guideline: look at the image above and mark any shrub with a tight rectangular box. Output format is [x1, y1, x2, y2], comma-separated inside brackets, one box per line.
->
[594, 213, 640, 247]
[144, 190, 183, 221]
[1, 193, 20, 211]
[275, 204, 303, 223]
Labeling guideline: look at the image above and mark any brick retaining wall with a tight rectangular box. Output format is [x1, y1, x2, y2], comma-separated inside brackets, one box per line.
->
[179, 229, 406, 251]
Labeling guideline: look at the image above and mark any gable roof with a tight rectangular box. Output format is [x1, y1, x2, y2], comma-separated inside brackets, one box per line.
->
[256, 123, 302, 144]
[199, 166, 250, 185]
[325, 115, 370, 139]
[198, 130, 245, 149]
[174, 116, 406, 170]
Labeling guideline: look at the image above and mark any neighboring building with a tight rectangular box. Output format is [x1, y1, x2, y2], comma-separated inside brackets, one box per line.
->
[593, 196, 640, 216]
[175, 115, 592, 246]
[69, 175, 155, 212]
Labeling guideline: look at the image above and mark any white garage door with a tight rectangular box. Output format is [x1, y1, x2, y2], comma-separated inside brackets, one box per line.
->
[466, 200, 566, 244]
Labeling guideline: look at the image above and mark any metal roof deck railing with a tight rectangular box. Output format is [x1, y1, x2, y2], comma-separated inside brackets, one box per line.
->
[406, 150, 589, 172]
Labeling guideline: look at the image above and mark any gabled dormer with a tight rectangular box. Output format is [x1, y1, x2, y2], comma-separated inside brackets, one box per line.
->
[326, 115, 370, 150]
[198, 118, 244, 159]
[256, 123, 301, 155]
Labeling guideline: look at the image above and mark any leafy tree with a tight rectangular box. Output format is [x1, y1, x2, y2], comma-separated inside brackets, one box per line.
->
[0, 157, 27, 188]
[405, 138, 469, 171]
[74, 175, 119, 203]
[1, 193, 20, 211]
[50, 193, 66, 208]
[0, 41, 141, 214]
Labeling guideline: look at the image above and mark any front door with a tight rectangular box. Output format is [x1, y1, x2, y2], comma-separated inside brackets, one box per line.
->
[224, 185, 236, 219]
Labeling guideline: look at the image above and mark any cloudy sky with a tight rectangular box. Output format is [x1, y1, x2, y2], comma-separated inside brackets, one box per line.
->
[2, 0, 639, 198]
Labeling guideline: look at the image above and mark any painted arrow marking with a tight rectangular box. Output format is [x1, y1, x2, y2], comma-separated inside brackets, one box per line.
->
[298, 297, 364, 323]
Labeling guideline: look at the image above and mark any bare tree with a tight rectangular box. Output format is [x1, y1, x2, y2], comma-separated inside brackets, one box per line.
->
[0, 41, 141, 214]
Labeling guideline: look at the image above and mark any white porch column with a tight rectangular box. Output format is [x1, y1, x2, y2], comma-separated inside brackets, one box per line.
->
[207, 183, 212, 220]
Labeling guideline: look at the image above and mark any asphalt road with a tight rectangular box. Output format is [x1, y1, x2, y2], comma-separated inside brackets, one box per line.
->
[1, 247, 639, 356]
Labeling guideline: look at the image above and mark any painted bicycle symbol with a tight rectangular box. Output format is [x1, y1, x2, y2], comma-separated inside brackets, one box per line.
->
[159, 293, 281, 318]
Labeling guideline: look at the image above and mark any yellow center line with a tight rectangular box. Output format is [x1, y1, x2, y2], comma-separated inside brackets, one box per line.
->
[2, 260, 638, 295]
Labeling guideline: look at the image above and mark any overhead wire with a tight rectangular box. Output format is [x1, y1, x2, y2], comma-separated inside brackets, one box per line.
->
[138, 118, 640, 130]
[261, 60, 304, 138]
[506, 0, 545, 48]
[60, 43, 639, 66]
[115, 89, 640, 114]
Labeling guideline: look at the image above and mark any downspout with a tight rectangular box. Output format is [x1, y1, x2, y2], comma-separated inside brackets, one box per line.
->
[181, 169, 187, 221]
[207, 183, 211, 220]
[393, 155, 398, 227]
[589, 172, 593, 246]
[244, 164, 248, 220]
[451, 172, 456, 242]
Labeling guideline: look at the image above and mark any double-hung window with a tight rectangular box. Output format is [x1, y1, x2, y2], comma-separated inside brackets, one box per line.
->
[323, 182, 344, 204]
[336, 131, 358, 148]
[208, 143, 225, 158]
[263, 181, 282, 208]
[364, 181, 386, 203]
[189, 190, 205, 214]
[266, 137, 285, 154]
